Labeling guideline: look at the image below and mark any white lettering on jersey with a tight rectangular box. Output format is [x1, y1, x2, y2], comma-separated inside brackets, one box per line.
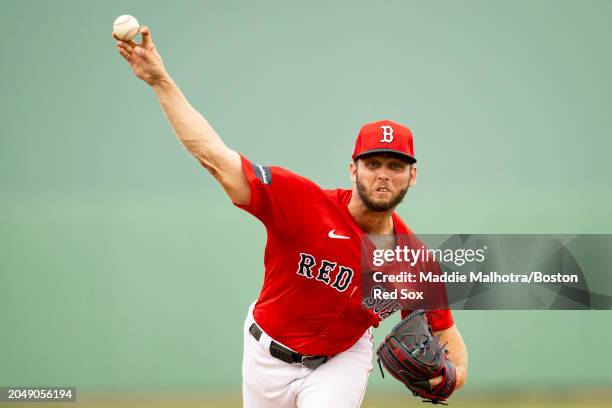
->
[296, 254, 354, 293]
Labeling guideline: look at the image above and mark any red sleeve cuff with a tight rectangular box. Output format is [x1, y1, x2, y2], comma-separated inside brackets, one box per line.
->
[400, 309, 455, 332]
[427, 310, 455, 331]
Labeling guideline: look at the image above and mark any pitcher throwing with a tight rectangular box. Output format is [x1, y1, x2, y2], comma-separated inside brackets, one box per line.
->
[114, 25, 468, 407]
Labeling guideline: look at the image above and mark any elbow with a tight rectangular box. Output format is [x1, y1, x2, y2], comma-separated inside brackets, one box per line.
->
[196, 156, 221, 178]
[192, 143, 228, 179]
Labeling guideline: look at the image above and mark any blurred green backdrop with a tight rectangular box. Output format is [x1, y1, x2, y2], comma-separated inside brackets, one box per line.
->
[1, 0, 611, 398]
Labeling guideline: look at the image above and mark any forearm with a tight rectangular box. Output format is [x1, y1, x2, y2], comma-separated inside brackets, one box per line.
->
[152, 77, 230, 176]
[114, 26, 249, 204]
[435, 325, 468, 389]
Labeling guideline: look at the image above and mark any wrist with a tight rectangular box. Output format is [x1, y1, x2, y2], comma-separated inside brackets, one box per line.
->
[151, 75, 175, 92]
[454, 365, 467, 389]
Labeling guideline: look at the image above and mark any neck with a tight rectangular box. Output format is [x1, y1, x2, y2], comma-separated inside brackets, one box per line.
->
[347, 190, 395, 235]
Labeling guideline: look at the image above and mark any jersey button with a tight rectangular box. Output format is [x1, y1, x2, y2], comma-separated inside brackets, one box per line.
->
[320, 334, 326, 340]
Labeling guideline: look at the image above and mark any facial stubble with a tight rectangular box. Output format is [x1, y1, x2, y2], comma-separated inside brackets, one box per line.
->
[355, 170, 409, 212]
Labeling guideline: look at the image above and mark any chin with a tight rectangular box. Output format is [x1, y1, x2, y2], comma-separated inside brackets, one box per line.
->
[371, 198, 391, 206]
[369, 195, 393, 206]
[367, 199, 394, 212]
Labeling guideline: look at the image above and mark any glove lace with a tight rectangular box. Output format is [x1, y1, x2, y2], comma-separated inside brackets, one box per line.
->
[422, 398, 448, 405]
[377, 357, 385, 378]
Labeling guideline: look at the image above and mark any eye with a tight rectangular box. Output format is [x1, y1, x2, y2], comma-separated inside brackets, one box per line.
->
[389, 161, 404, 171]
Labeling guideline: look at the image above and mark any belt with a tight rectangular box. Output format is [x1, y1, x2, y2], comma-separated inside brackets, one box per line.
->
[249, 323, 329, 370]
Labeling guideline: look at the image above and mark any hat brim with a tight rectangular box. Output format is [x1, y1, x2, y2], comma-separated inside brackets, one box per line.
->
[353, 149, 417, 164]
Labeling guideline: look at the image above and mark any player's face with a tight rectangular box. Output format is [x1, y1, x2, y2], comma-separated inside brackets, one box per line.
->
[351, 154, 417, 212]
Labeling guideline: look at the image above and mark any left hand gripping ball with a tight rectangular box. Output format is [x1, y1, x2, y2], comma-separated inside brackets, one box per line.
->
[113, 15, 140, 41]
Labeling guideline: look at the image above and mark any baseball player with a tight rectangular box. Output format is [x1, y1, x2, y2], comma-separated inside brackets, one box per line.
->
[114, 26, 468, 407]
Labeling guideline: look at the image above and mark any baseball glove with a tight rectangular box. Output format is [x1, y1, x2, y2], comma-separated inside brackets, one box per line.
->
[376, 310, 456, 404]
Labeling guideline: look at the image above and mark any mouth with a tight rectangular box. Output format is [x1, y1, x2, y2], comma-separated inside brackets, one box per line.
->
[374, 187, 391, 194]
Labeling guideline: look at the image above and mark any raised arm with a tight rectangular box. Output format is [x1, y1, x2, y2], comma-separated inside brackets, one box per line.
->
[114, 26, 249, 205]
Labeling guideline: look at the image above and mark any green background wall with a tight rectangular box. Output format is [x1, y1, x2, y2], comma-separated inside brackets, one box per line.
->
[1, 0, 611, 393]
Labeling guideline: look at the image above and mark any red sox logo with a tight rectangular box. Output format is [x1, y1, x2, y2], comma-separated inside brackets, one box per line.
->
[380, 125, 394, 143]
[363, 285, 402, 320]
[296, 253, 354, 292]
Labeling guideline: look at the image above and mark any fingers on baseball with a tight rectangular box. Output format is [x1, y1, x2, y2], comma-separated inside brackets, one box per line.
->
[125, 39, 139, 49]
[117, 47, 131, 62]
[140, 26, 153, 47]
[116, 41, 134, 53]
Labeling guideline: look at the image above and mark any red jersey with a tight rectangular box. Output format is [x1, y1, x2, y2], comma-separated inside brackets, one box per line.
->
[233, 155, 454, 356]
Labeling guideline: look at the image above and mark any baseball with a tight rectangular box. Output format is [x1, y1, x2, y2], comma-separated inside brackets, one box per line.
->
[113, 15, 140, 41]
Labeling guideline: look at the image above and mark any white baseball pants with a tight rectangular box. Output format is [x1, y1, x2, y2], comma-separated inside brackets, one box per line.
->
[242, 301, 374, 408]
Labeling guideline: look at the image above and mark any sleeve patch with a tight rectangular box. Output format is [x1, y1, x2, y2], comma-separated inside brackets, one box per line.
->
[252, 163, 272, 185]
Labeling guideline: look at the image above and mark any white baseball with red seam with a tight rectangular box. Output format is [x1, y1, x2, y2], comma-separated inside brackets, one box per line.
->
[113, 15, 140, 41]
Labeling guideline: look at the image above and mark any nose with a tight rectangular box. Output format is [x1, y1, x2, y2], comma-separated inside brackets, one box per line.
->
[376, 169, 390, 181]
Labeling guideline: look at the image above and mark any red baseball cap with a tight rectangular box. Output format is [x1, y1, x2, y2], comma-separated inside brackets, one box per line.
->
[352, 120, 416, 163]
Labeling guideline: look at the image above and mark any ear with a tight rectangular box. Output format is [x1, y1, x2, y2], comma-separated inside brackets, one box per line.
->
[349, 161, 357, 183]
[409, 165, 417, 187]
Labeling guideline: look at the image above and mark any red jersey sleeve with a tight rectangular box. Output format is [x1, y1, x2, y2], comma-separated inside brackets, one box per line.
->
[400, 309, 455, 332]
[232, 154, 315, 237]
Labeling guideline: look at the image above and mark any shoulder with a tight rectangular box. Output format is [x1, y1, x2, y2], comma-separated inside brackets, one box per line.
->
[239, 154, 321, 190]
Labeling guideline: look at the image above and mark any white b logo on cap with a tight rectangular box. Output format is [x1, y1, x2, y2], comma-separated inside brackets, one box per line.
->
[380, 125, 394, 143]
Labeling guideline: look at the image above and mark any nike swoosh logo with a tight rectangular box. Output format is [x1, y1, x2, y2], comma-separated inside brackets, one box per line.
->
[328, 229, 350, 240]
